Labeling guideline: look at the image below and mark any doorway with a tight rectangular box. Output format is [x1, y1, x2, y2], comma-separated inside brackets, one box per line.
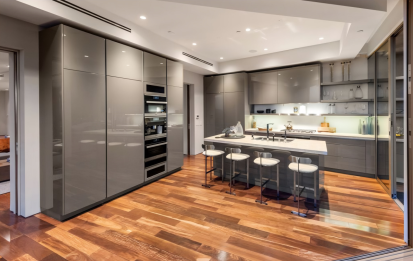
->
[183, 84, 191, 155]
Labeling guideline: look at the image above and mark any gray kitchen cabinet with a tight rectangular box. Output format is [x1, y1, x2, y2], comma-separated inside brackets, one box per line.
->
[249, 70, 278, 104]
[167, 86, 184, 171]
[167, 60, 183, 87]
[144, 52, 166, 85]
[366, 140, 376, 174]
[63, 69, 106, 215]
[278, 65, 320, 103]
[205, 93, 224, 137]
[224, 73, 246, 93]
[224, 92, 245, 128]
[63, 26, 105, 74]
[107, 77, 144, 197]
[205, 75, 223, 94]
[106, 40, 143, 81]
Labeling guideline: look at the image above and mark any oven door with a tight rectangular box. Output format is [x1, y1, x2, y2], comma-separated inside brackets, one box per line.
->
[144, 82, 166, 97]
[145, 141, 167, 159]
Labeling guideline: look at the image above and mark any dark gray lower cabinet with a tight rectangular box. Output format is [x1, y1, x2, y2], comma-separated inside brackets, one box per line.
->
[107, 77, 144, 197]
[205, 93, 224, 137]
[63, 69, 106, 215]
[167, 86, 184, 171]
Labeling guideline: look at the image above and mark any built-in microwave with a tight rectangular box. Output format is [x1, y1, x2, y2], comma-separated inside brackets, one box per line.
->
[144, 82, 166, 97]
[145, 95, 167, 115]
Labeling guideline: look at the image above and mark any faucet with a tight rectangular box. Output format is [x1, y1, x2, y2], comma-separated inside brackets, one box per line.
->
[284, 129, 287, 142]
[266, 123, 274, 140]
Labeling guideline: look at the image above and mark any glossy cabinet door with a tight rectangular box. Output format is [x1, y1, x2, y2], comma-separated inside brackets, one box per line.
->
[144, 52, 166, 85]
[167, 86, 184, 171]
[63, 69, 106, 215]
[224, 73, 246, 92]
[249, 71, 278, 104]
[205, 75, 223, 94]
[63, 26, 105, 74]
[205, 93, 224, 137]
[106, 40, 143, 81]
[224, 92, 245, 129]
[167, 60, 183, 87]
[107, 77, 144, 197]
[278, 65, 320, 103]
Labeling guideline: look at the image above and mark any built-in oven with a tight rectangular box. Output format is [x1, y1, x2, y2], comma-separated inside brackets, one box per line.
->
[144, 82, 166, 97]
[145, 95, 167, 115]
[144, 115, 167, 137]
[145, 133, 167, 180]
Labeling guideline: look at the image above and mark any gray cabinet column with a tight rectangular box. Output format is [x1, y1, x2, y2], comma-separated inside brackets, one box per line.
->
[167, 86, 184, 171]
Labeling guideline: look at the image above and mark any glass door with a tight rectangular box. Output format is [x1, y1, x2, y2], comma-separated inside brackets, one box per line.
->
[392, 29, 405, 205]
[376, 40, 392, 193]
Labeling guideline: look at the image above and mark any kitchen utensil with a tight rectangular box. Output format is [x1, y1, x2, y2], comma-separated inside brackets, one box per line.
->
[329, 127, 336, 133]
[284, 121, 293, 130]
[257, 110, 264, 113]
[266, 109, 271, 113]
[321, 117, 329, 127]
[258, 127, 272, 131]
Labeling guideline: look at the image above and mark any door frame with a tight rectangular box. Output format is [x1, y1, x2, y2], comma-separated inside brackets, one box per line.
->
[0, 47, 20, 215]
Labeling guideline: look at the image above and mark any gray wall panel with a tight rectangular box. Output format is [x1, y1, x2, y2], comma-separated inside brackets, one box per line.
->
[167, 60, 183, 87]
[167, 86, 184, 171]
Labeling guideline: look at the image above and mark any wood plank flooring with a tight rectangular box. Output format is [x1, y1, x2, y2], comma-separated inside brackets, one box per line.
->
[0, 154, 405, 261]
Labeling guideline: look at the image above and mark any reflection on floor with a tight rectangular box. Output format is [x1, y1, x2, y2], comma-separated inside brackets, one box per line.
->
[0, 154, 406, 261]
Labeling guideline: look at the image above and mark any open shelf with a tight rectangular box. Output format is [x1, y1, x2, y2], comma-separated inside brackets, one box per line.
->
[321, 99, 374, 103]
[321, 79, 373, 86]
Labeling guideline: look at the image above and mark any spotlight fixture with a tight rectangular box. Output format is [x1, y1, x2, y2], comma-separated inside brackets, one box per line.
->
[319, 37, 324, 40]
[264, 48, 268, 51]
[192, 43, 197, 46]
[140, 16, 146, 20]
[246, 28, 251, 32]
[220, 57, 223, 60]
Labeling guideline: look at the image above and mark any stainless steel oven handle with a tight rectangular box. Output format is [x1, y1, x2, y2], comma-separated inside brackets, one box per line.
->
[146, 101, 167, 104]
[145, 161, 166, 171]
[146, 142, 168, 149]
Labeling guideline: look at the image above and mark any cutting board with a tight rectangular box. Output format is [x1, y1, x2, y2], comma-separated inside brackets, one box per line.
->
[318, 127, 336, 133]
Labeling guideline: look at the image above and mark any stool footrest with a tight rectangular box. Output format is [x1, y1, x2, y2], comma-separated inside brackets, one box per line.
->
[225, 191, 236, 196]
[201, 184, 211, 188]
[261, 179, 270, 187]
[206, 167, 218, 174]
[291, 211, 307, 217]
[255, 199, 268, 205]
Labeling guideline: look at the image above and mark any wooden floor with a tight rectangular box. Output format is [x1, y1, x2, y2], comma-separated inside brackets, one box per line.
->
[0, 154, 406, 261]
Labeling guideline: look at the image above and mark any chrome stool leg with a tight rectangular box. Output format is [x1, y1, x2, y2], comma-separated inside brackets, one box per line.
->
[226, 160, 236, 196]
[276, 164, 280, 198]
[246, 159, 249, 189]
[221, 154, 224, 182]
[314, 171, 317, 208]
[292, 171, 307, 217]
[210, 156, 213, 180]
[293, 171, 296, 202]
[255, 164, 268, 205]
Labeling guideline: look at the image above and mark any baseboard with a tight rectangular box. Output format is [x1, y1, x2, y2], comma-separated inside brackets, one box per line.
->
[321, 167, 375, 178]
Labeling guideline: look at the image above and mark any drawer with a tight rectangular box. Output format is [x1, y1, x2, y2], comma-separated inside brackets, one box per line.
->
[326, 143, 338, 156]
[319, 137, 365, 147]
[338, 145, 365, 160]
[324, 156, 366, 173]
[365, 141, 376, 174]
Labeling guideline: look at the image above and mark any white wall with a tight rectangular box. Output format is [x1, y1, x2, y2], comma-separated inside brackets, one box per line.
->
[366, 0, 403, 55]
[183, 70, 204, 155]
[0, 14, 40, 217]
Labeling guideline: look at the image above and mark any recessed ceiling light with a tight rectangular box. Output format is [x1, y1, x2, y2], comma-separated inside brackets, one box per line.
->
[84, 55, 89, 57]
[310, 70, 313, 71]
[220, 57, 223, 60]
[246, 28, 251, 32]
[122, 51, 126, 53]
[319, 37, 324, 40]
[160, 63, 163, 64]
[278, 74, 281, 75]
[192, 43, 197, 46]
[140, 16, 146, 20]
[264, 48, 268, 51]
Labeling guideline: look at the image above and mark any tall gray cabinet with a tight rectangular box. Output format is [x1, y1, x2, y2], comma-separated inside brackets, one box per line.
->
[40, 25, 106, 219]
[106, 40, 144, 197]
[204, 73, 248, 137]
[40, 25, 184, 221]
[167, 60, 184, 171]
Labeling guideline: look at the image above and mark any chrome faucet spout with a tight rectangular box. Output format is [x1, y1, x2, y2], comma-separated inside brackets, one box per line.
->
[266, 123, 274, 140]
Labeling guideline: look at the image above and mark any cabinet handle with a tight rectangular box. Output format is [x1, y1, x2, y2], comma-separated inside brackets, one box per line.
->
[146, 142, 167, 149]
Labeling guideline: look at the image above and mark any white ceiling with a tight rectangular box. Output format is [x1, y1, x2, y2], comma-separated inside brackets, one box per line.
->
[85, 0, 345, 62]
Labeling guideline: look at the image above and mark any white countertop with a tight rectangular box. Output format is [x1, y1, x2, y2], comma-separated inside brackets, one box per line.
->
[204, 135, 327, 155]
[245, 128, 376, 140]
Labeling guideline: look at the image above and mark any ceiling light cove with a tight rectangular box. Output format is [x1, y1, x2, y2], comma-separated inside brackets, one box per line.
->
[192, 43, 197, 46]
[319, 37, 324, 40]
[246, 28, 251, 32]
[140, 16, 146, 20]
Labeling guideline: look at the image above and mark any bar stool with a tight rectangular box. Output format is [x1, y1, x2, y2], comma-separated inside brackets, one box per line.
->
[253, 151, 280, 205]
[225, 147, 250, 196]
[202, 144, 224, 188]
[288, 155, 318, 218]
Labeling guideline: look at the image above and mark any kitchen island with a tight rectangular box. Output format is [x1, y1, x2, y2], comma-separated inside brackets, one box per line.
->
[204, 134, 327, 205]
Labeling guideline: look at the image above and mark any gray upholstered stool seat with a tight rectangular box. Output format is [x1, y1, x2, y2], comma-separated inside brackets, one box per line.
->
[226, 153, 250, 161]
[254, 158, 280, 167]
[203, 150, 225, 157]
[288, 163, 318, 173]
